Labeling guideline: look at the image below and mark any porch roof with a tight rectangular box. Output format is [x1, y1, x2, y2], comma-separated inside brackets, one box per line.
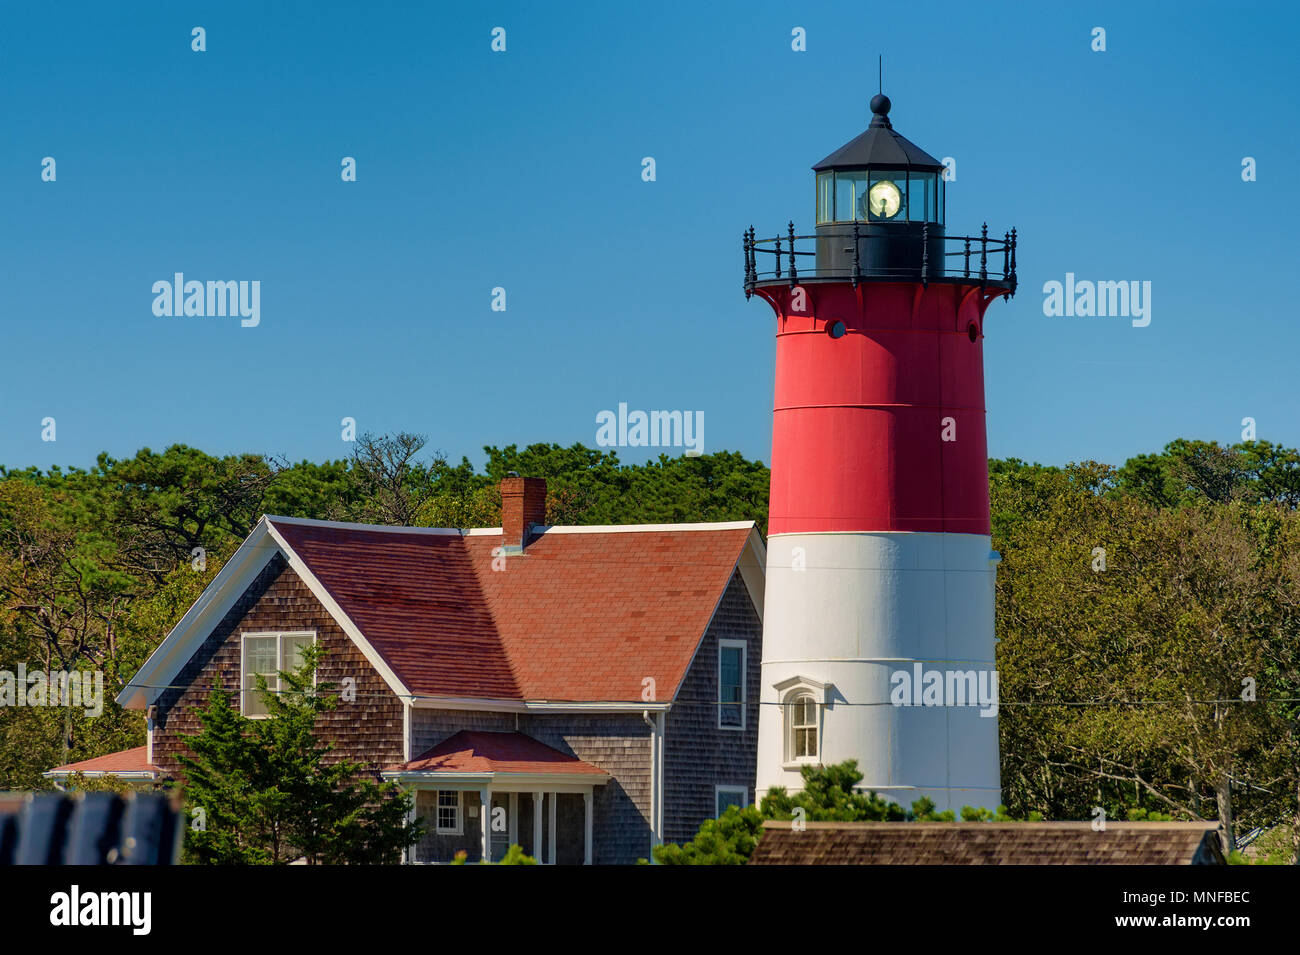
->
[44, 745, 158, 779]
[384, 731, 608, 779]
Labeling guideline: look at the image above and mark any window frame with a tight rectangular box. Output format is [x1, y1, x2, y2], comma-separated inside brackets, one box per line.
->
[435, 790, 463, 835]
[816, 171, 834, 225]
[774, 677, 829, 767]
[714, 785, 749, 818]
[820, 167, 942, 224]
[239, 630, 317, 718]
[717, 639, 747, 731]
[787, 693, 820, 762]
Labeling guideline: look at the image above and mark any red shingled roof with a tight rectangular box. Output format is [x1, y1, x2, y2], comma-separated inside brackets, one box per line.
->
[388, 731, 607, 777]
[271, 519, 754, 704]
[46, 746, 157, 777]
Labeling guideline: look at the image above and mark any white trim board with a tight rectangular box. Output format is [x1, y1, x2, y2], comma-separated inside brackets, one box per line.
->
[264, 513, 757, 537]
[117, 516, 414, 712]
[382, 772, 606, 791]
[42, 770, 157, 780]
[264, 514, 465, 536]
[407, 696, 673, 714]
[538, 521, 757, 535]
[116, 519, 280, 710]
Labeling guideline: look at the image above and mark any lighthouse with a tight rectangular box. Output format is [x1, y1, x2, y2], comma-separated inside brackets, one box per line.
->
[746, 94, 1017, 812]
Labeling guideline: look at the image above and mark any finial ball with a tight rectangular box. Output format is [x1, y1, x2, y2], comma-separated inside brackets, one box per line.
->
[869, 93, 891, 116]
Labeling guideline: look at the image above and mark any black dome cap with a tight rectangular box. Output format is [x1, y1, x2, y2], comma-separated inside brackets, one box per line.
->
[812, 97, 943, 172]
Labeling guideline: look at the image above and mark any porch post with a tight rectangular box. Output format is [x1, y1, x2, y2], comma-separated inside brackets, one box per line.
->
[479, 786, 491, 862]
[533, 791, 543, 861]
[508, 792, 518, 850]
[583, 789, 593, 865]
[547, 790, 557, 865]
[403, 786, 417, 864]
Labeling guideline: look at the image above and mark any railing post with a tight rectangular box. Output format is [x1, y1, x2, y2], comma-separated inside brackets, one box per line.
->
[743, 229, 752, 297]
[979, 222, 988, 282]
[1003, 231, 1010, 283]
[921, 222, 929, 287]
[774, 234, 782, 284]
[788, 221, 797, 283]
[1009, 227, 1017, 288]
[851, 222, 860, 286]
[963, 237, 971, 278]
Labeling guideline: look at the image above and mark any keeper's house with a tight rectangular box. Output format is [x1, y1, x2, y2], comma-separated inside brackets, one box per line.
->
[78, 477, 765, 864]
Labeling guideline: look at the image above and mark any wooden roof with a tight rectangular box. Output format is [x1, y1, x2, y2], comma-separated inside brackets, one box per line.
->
[747, 821, 1226, 865]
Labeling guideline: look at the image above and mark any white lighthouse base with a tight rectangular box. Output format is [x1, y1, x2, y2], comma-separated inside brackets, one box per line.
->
[755, 531, 1002, 814]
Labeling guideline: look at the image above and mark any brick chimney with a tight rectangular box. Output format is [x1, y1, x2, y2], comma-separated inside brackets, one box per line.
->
[500, 475, 547, 553]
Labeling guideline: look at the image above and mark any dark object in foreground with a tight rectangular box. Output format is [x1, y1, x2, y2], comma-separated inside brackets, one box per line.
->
[0, 792, 183, 865]
[747, 821, 1226, 865]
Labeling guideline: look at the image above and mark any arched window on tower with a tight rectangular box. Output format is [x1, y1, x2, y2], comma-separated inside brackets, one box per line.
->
[775, 675, 829, 766]
[789, 694, 819, 761]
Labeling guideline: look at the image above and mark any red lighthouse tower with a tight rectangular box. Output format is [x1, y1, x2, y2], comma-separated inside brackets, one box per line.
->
[747, 95, 1016, 810]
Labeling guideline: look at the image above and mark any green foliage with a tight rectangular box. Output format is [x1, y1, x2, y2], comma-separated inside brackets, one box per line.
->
[61, 772, 136, 794]
[451, 844, 538, 865]
[1227, 826, 1295, 865]
[1125, 807, 1174, 822]
[480, 443, 771, 532]
[4, 432, 1300, 864]
[177, 646, 423, 865]
[496, 844, 538, 865]
[655, 762, 1048, 864]
[761, 761, 909, 822]
[1114, 439, 1300, 509]
[652, 805, 764, 865]
[991, 452, 1300, 855]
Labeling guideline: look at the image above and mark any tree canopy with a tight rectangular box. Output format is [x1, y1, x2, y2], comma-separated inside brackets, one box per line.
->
[2, 434, 1297, 862]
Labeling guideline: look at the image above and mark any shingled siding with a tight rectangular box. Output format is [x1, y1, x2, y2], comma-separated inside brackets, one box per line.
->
[526, 713, 653, 865]
[412, 790, 483, 862]
[555, 793, 586, 865]
[151, 553, 405, 781]
[409, 708, 518, 757]
[663, 568, 762, 844]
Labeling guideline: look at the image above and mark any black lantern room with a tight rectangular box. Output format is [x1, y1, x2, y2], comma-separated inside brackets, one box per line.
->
[812, 94, 945, 278]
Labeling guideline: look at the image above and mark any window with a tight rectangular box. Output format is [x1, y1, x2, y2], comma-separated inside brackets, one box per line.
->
[775, 676, 828, 766]
[436, 791, 463, 834]
[715, 786, 748, 818]
[240, 631, 314, 717]
[833, 170, 866, 222]
[718, 640, 746, 730]
[816, 172, 834, 224]
[789, 694, 819, 760]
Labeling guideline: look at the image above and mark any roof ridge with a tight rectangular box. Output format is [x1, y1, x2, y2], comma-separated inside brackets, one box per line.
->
[266, 514, 757, 536]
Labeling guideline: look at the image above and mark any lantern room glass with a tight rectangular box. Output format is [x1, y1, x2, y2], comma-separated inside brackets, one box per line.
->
[832, 170, 866, 222]
[818, 169, 943, 224]
[816, 172, 833, 225]
[866, 169, 907, 221]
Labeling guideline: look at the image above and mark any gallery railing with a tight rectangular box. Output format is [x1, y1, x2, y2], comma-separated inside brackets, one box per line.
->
[743, 222, 1017, 296]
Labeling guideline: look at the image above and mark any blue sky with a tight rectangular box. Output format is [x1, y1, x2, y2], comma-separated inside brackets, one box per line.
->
[1, 0, 1296, 473]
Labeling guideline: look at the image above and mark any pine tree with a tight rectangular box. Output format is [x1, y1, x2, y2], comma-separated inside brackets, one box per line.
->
[177, 645, 423, 864]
